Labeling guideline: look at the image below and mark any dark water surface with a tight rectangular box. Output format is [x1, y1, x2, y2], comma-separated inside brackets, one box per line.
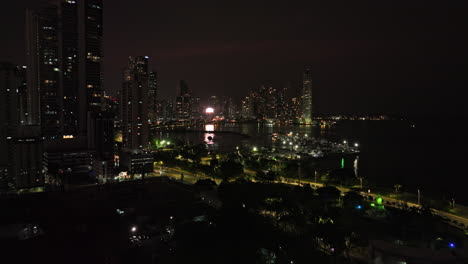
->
[157, 119, 468, 204]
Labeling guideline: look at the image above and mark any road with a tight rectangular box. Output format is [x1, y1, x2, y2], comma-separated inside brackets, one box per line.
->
[148, 166, 468, 230]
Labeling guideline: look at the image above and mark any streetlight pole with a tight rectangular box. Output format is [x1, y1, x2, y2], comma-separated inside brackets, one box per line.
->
[314, 169, 317, 184]
[417, 189, 421, 205]
[297, 161, 301, 184]
[452, 198, 455, 209]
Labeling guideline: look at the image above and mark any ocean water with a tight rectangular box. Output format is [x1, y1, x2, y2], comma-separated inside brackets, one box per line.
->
[156, 119, 468, 204]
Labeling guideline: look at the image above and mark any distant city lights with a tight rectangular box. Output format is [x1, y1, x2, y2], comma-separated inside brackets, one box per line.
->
[205, 107, 215, 114]
[205, 124, 214, 132]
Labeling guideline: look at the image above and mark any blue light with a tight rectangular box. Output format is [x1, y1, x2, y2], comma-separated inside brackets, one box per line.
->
[449, 243, 455, 248]
[356, 205, 362, 209]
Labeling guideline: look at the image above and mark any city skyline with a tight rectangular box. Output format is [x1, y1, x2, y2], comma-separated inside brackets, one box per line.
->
[1, 0, 466, 117]
[1, 1, 468, 263]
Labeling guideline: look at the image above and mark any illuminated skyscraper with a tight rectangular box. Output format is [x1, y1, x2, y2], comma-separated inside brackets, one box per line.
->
[26, 0, 104, 139]
[79, 0, 104, 116]
[119, 56, 154, 176]
[24, 0, 105, 184]
[301, 69, 313, 124]
[120, 56, 150, 153]
[26, 4, 61, 137]
[175, 80, 192, 120]
[148, 71, 158, 122]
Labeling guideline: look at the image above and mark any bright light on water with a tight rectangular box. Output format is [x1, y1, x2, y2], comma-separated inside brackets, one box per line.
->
[205, 124, 214, 131]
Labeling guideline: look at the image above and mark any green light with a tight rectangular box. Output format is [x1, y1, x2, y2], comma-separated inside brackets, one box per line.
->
[341, 158, 345, 168]
[370, 203, 375, 207]
[376, 195, 383, 206]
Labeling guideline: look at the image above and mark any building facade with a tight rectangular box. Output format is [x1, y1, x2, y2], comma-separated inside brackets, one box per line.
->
[0, 62, 44, 190]
[120, 56, 150, 153]
[26, 0, 104, 140]
[148, 71, 158, 123]
[301, 69, 313, 124]
[25, 0, 106, 186]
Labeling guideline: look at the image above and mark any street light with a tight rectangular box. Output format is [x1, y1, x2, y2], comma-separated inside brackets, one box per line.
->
[354, 143, 359, 147]
[343, 140, 347, 144]
[417, 189, 421, 205]
[131, 226, 137, 232]
[358, 177, 363, 189]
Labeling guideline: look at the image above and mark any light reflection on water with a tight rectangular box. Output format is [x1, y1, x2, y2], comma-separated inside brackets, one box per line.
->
[204, 124, 215, 145]
[153, 120, 468, 204]
[154, 123, 333, 152]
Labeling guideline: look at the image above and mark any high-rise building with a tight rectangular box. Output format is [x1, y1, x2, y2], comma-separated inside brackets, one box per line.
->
[120, 56, 150, 153]
[10, 126, 44, 189]
[26, 0, 104, 140]
[241, 96, 253, 120]
[155, 99, 174, 120]
[16, 66, 29, 125]
[79, 0, 104, 116]
[224, 97, 237, 120]
[119, 56, 154, 175]
[175, 80, 192, 120]
[148, 71, 158, 122]
[190, 96, 201, 119]
[89, 111, 114, 183]
[26, 5, 61, 137]
[301, 69, 313, 124]
[1, 62, 43, 190]
[58, 0, 80, 137]
[1, 62, 19, 189]
[208, 96, 219, 113]
[25, 1, 106, 185]
[178, 80, 189, 96]
[290, 97, 301, 122]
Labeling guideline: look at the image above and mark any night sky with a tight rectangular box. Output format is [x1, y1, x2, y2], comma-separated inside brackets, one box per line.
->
[1, 0, 467, 117]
